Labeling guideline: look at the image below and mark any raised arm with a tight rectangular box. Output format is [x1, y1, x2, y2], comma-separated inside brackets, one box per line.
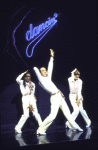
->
[71, 68, 77, 80]
[33, 67, 42, 82]
[47, 49, 54, 79]
[16, 70, 28, 84]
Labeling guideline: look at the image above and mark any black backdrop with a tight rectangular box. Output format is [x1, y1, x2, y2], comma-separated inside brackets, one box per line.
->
[0, 0, 98, 127]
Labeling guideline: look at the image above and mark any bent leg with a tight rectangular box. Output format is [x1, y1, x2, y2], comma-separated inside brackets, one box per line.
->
[65, 94, 79, 128]
[15, 96, 30, 131]
[30, 97, 42, 126]
[79, 101, 91, 125]
[38, 95, 60, 133]
[60, 97, 83, 131]
[69, 94, 80, 120]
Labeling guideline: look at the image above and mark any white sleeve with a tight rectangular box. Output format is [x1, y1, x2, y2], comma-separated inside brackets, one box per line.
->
[30, 82, 35, 95]
[33, 82, 35, 94]
[47, 57, 53, 79]
[78, 79, 82, 99]
[33, 67, 42, 82]
[68, 77, 71, 91]
[16, 73, 24, 85]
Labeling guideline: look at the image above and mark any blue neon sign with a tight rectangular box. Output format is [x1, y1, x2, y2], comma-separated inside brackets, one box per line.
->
[26, 13, 58, 58]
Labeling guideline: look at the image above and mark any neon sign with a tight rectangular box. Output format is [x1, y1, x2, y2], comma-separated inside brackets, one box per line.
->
[12, 10, 31, 67]
[26, 13, 58, 58]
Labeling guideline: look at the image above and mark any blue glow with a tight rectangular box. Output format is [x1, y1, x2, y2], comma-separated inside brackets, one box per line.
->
[26, 13, 58, 58]
[12, 11, 31, 67]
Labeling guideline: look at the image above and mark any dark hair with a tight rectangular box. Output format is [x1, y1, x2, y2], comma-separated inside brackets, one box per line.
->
[24, 72, 31, 78]
[74, 69, 80, 75]
[23, 72, 31, 87]
[39, 67, 46, 73]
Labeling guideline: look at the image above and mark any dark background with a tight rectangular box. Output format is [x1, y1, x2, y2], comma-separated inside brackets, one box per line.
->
[0, 0, 97, 128]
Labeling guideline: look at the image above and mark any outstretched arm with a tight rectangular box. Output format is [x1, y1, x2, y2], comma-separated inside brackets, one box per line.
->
[33, 67, 42, 82]
[16, 70, 28, 84]
[47, 49, 54, 79]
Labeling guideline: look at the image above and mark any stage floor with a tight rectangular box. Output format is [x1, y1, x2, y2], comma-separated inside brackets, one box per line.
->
[1, 122, 98, 149]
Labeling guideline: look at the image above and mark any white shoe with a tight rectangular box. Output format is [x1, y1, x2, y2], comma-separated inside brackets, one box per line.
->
[77, 128, 83, 132]
[68, 128, 76, 132]
[71, 122, 83, 132]
[65, 122, 72, 129]
[36, 130, 46, 135]
[86, 121, 91, 128]
[15, 127, 22, 134]
[15, 130, 22, 134]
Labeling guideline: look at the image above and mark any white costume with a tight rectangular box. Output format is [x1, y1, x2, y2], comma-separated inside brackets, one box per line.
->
[33, 57, 83, 133]
[66, 69, 91, 128]
[15, 73, 42, 133]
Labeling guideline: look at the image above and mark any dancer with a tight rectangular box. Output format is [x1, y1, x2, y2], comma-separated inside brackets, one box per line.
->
[33, 49, 83, 135]
[15, 70, 42, 134]
[65, 68, 91, 129]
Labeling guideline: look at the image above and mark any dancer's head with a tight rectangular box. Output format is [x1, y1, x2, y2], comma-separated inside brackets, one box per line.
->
[74, 69, 80, 80]
[40, 67, 48, 77]
[24, 72, 31, 82]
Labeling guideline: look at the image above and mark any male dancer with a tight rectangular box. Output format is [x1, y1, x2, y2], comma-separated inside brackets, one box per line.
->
[65, 68, 91, 129]
[15, 70, 42, 133]
[33, 49, 83, 135]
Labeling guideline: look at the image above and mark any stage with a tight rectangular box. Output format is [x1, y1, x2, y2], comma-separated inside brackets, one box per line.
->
[1, 122, 98, 149]
[1, 0, 98, 150]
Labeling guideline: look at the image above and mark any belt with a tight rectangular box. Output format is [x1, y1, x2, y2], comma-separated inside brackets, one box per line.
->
[51, 91, 60, 95]
[51, 90, 65, 99]
[70, 92, 77, 94]
[22, 93, 31, 96]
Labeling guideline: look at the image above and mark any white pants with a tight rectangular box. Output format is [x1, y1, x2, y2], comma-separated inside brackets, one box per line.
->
[66, 94, 91, 125]
[38, 92, 82, 132]
[15, 95, 42, 131]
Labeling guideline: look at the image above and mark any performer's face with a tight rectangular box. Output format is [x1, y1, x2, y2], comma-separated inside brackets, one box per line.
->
[25, 73, 31, 82]
[74, 74, 79, 81]
[40, 67, 47, 77]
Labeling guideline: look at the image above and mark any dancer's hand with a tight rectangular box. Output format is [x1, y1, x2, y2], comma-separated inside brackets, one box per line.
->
[23, 70, 28, 74]
[27, 104, 34, 112]
[50, 49, 54, 57]
[34, 96, 37, 102]
[80, 96, 84, 101]
[75, 99, 80, 106]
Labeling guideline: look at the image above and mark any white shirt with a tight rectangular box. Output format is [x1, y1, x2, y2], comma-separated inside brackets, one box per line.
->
[16, 73, 35, 96]
[33, 57, 59, 94]
[68, 76, 82, 99]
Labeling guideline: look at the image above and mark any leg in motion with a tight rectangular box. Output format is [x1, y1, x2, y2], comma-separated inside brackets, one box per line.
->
[65, 94, 80, 129]
[30, 97, 42, 127]
[37, 95, 60, 135]
[79, 101, 91, 127]
[15, 96, 30, 133]
[60, 97, 83, 132]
